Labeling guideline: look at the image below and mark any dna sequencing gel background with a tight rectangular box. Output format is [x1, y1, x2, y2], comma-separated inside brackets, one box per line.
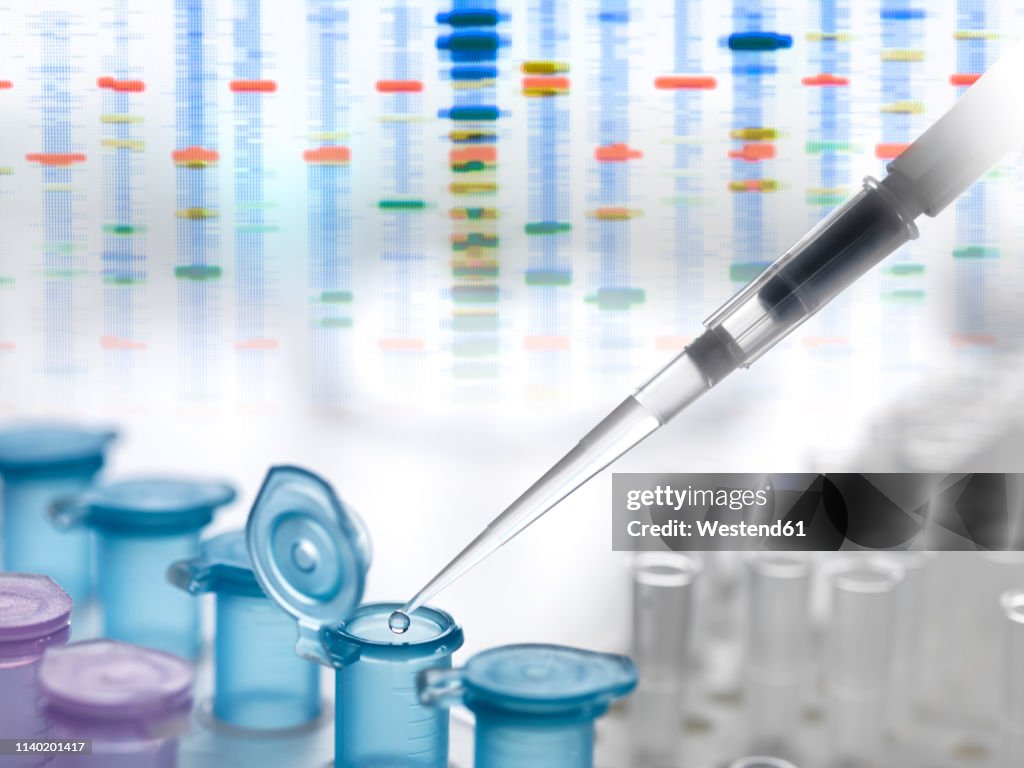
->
[3, 0, 1024, 656]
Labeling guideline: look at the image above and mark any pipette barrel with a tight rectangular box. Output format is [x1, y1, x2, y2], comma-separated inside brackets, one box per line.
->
[630, 553, 702, 767]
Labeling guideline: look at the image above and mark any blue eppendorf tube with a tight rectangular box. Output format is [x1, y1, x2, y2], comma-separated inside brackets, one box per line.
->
[168, 529, 322, 730]
[419, 644, 637, 768]
[50, 478, 236, 658]
[246, 466, 465, 768]
[0, 425, 117, 603]
[325, 602, 463, 767]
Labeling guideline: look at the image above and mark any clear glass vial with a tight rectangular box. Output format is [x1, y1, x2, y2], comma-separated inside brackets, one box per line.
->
[630, 552, 702, 767]
[420, 643, 637, 768]
[51, 478, 235, 658]
[0, 424, 116, 603]
[823, 556, 904, 768]
[169, 529, 322, 731]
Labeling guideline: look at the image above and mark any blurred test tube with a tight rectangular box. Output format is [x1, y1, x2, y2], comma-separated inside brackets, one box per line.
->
[742, 553, 812, 762]
[887, 552, 937, 731]
[969, 553, 1024, 724]
[630, 552, 702, 768]
[1001, 589, 1024, 768]
[729, 758, 800, 768]
[695, 551, 743, 690]
[823, 556, 904, 768]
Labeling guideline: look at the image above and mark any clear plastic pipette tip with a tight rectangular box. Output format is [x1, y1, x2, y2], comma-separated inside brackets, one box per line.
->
[393, 394, 676, 623]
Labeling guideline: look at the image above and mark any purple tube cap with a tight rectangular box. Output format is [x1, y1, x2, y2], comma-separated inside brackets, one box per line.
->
[0, 573, 72, 643]
[40, 640, 194, 723]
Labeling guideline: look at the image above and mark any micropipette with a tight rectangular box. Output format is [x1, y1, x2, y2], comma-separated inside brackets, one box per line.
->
[390, 40, 1024, 633]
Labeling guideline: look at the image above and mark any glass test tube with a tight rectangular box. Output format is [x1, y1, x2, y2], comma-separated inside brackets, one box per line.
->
[325, 602, 463, 768]
[968, 552, 1024, 724]
[51, 478, 235, 658]
[629, 552, 702, 767]
[743, 553, 812, 761]
[419, 643, 637, 768]
[823, 557, 904, 768]
[39, 639, 194, 768]
[886, 552, 936, 731]
[729, 759, 800, 768]
[0, 574, 72, 767]
[1001, 589, 1024, 768]
[168, 530, 322, 731]
[0, 425, 116, 604]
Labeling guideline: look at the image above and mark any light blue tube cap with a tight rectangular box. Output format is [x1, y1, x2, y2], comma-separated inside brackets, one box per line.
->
[245, 466, 372, 664]
[168, 530, 264, 598]
[0, 424, 117, 478]
[51, 478, 237, 534]
[444, 644, 637, 719]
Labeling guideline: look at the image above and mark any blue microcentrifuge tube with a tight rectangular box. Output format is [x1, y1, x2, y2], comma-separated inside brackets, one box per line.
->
[325, 602, 463, 768]
[168, 529, 322, 731]
[50, 478, 236, 658]
[419, 643, 637, 768]
[0, 424, 117, 603]
[246, 466, 465, 768]
[0, 573, 72, 765]
[39, 639, 194, 768]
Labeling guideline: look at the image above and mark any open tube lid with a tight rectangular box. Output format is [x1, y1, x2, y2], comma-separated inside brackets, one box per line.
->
[245, 466, 372, 665]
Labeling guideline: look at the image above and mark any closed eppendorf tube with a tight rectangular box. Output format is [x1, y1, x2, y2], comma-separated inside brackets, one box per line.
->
[743, 553, 812, 762]
[51, 478, 236, 659]
[629, 553, 702, 767]
[823, 557, 904, 768]
[0, 425, 117, 604]
[419, 644, 637, 768]
[1001, 589, 1024, 768]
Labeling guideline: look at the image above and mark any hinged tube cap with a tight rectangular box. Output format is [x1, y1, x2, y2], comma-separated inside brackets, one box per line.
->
[0, 573, 72, 655]
[423, 644, 637, 720]
[51, 478, 236, 534]
[168, 529, 264, 598]
[245, 466, 372, 664]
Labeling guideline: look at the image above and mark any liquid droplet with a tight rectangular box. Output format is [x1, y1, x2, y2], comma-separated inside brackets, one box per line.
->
[388, 610, 411, 635]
